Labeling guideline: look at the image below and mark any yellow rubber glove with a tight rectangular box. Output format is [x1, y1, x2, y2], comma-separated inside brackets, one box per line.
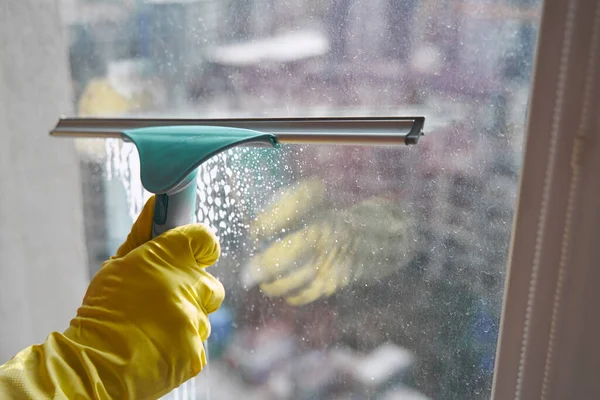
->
[244, 178, 415, 306]
[0, 196, 224, 400]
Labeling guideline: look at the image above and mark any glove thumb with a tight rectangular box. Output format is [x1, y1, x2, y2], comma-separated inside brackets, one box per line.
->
[112, 196, 155, 259]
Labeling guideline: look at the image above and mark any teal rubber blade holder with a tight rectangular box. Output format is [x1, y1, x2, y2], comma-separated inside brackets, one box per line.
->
[122, 126, 279, 237]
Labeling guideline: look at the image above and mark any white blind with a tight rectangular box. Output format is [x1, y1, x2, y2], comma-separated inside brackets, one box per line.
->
[493, 0, 600, 398]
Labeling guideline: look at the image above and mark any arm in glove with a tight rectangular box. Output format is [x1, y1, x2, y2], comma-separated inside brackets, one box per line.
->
[244, 178, 416, 306]
[0, 196, 224, 399]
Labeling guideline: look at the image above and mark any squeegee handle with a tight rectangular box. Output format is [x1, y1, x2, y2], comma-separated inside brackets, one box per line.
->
[152, 170, 198, 238]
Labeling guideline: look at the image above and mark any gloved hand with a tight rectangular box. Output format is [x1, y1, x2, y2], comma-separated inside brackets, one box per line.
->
[244, 178, 416, 306]
[0, 196, 224, 400]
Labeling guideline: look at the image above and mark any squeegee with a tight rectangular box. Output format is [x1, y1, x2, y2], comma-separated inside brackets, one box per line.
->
[51, 116, 424, 237]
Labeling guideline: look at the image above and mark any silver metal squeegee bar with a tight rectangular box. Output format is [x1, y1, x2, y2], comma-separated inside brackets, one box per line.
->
[51, 117, 425, 146]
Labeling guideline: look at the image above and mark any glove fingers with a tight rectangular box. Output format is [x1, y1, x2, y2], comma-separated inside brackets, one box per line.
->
[258, 233, 354, 301]
[252, 178, 327, 240]
[112, 196, 155, 259]
[259, 263, 316, 297]
[244, 226, 320, 285]
[284, 274, 328, 306]
[282, 244, 355, 306]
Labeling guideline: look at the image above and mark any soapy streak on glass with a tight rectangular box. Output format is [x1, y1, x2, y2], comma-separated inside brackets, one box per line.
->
[70, 0, 542, 398]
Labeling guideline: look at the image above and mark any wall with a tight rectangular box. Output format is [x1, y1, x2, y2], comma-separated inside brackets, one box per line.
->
[0, 0, 88, 362]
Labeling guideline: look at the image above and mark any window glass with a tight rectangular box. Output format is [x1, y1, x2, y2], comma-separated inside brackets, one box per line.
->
[68, 0, 542, 398]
